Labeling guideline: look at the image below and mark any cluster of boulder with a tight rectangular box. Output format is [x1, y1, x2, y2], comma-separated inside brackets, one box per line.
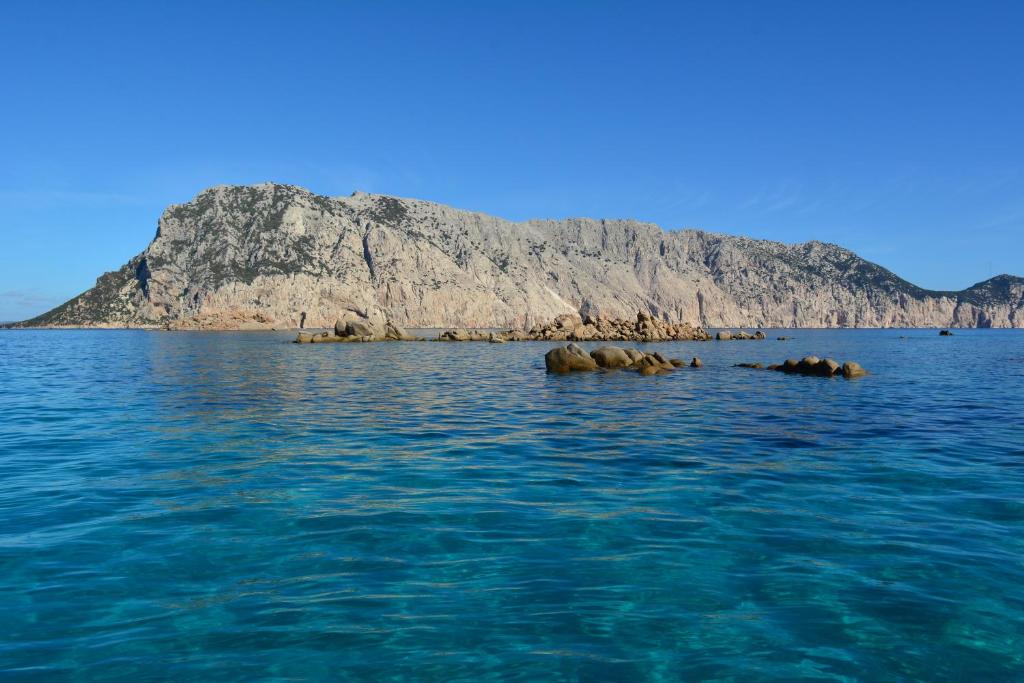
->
[294, 307, 417, 343]
[545, 343, 702, 376]
[436, 329, 507, 343]
[439, 311, 710, 343]
[735, 356, 867, 379]
[939, 329, 953, 336]
[715, 330, 766, 340]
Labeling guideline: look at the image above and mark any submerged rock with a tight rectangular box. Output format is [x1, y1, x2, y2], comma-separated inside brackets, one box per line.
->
[939, 329, 953, 336]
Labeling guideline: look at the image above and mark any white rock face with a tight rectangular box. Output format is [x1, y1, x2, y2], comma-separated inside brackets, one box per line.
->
[25, 183, 1024, 329]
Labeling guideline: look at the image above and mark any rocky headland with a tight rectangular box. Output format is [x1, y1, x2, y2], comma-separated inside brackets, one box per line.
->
[17, 183, 1024, 330]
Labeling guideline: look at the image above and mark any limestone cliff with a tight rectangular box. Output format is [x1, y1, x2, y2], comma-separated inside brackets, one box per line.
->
[22, 183, 1024, 329]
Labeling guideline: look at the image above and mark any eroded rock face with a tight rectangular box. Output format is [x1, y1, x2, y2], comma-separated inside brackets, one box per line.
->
[23, 183, 1024, 329]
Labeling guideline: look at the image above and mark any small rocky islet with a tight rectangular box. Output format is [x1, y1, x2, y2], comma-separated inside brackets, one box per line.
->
[735, 356, 867, 379]
[545, 343, 700, 376]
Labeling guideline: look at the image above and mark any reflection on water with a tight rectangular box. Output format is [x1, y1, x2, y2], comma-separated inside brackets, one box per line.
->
[1, 329, 1023, 680]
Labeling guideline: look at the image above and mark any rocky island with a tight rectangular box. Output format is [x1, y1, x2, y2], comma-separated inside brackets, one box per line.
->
[15, 183, 1024, 330]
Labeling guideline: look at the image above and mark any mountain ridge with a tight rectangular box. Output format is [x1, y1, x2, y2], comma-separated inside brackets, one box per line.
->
[19, 183, 1024, 329]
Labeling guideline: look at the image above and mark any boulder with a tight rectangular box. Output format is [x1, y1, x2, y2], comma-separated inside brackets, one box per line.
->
[624, 349, 645, 364]
[669, 359, 685, 368]
[385, 321, 413, 341]
[735, 362, 763, 369]
[554, 313, 583, 330]
[566, 343, 589, 358]
[639, 364, 661, 376]
[716, 331, 732, 341]
[753, 331, 766, 340]
[842, 361, 867, 378]
[780, 359, 800, 373]
[796, 356, 821, 374]
[590, 346, 632, 369]
[345, 320, 376, 338]
[294, 332, 315, 343]
[545, 346, 599, 373]
[439, 328, 471, 341]
[690, 357, 703, 368]
[335, 306, 387, 339]
[939, 330, 953, 336]
[814, 358, 841, 377]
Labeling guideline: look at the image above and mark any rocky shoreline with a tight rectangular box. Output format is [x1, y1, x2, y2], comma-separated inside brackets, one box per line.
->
[292, 309, 759, 344]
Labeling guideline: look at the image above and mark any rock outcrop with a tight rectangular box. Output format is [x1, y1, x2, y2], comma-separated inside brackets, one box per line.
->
[437, 311, 709, 342]
[716, 330, 765, 340]
[544, 344, 688, 375]
[743, 356, 868, 379]
[19, 183, 1024, 329]
[295, 306, 417, 343]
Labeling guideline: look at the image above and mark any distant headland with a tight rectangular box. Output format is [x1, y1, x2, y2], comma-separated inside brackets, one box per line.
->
[14, 183, 1024, 330]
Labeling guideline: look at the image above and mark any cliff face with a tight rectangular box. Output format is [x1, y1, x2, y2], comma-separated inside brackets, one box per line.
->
[23, 183, 1024, 329]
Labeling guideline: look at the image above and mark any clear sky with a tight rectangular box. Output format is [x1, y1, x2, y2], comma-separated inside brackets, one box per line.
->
[1, 1, 1022, 321]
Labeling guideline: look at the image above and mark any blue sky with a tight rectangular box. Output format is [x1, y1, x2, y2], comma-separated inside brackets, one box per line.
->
[1, 1, 1022, 320]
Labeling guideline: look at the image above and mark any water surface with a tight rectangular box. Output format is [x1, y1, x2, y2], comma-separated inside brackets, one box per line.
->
[1, 329, 1023, 680]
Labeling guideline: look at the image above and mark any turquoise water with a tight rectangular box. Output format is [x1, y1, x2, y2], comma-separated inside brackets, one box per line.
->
[1, 329, 1023, 681]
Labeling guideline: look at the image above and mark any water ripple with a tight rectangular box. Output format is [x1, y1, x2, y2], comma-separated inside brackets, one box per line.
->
[1, 329, 1023, 680]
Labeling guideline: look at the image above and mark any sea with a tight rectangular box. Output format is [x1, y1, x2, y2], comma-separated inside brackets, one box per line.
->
[1, 329, 1022, 681]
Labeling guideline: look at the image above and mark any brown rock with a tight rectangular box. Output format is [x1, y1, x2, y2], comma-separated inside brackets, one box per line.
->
[780, 359, 800, 372]
[796, 356, 821, 374]
[690, 357, 703, 368]
[842, 361, 867, 378]
[814, 358, 841, 376]
[590, 346, 632, 369]
[545, 346, 599, 373]
[624, 349, 645, 363]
